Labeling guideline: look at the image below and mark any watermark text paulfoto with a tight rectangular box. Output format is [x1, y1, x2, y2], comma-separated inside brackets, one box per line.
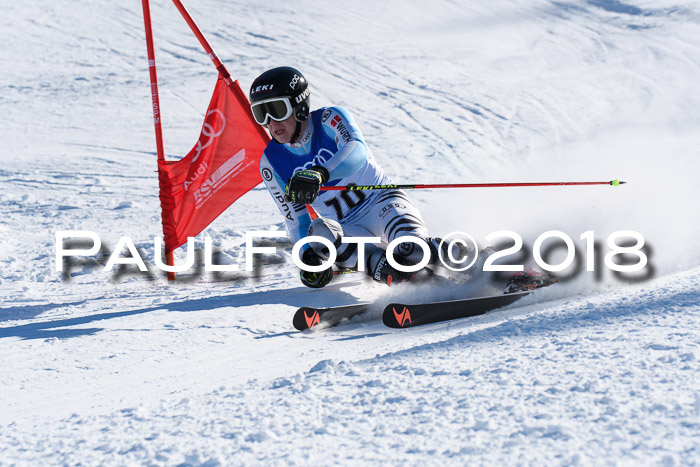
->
[55, 230, 653, 283]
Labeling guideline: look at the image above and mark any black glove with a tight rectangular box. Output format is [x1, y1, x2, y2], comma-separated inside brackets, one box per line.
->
[285, 166, 329, 204]
[299, 248, 333, 288]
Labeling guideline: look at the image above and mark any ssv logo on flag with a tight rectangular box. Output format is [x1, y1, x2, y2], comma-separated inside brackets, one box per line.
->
[192, 148, 247, 206]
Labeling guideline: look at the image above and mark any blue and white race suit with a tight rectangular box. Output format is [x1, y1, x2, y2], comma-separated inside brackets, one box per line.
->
[260, 106, 429, 268]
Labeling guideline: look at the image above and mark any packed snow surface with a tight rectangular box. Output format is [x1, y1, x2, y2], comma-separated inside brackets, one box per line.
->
[1, 0, 699, 465]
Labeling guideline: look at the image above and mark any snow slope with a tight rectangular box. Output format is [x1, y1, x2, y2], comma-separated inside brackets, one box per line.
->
[1, 0, 699, 464]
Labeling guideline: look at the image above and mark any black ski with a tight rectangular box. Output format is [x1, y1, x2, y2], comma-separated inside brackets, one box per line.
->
[293, 303, 372, 331]
[382, 290, 533, 328]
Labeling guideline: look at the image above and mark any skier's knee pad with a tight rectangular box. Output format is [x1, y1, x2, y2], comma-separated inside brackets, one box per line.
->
[307, 218, 343, 260]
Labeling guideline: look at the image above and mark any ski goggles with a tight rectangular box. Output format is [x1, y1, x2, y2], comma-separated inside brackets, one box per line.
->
[250, 97, 294, 126]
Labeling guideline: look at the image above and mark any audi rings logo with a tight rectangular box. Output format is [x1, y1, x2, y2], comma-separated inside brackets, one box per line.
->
[379, 202, 405, 218]
[192, 109, 226, 163]
[293, 149, 331, 174]
[262, 168, 273, 181]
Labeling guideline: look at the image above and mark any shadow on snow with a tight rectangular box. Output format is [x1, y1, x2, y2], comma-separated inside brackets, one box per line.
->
[0, 286, 360, 341]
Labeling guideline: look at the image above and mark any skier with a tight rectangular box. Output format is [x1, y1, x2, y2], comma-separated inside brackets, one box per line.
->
[249, 66, 556, 293]
[249, 66, 447, 288]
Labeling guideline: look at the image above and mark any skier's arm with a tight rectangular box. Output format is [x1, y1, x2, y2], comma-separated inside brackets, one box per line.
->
[318, 108, 369, 181]
[260, 154, 310, 244]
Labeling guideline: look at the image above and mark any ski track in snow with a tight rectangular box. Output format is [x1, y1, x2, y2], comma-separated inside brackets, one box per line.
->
[1, 0, 700, 465]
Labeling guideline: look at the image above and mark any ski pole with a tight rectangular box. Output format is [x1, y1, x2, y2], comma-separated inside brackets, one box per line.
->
[171, 0, 233, 87]
[142, 0, 177, 281]
[320, 179, 626, 191]
[305, 203, 320, 220]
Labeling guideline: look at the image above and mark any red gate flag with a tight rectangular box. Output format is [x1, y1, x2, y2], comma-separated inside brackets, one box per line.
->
[158, 77, 270, 253]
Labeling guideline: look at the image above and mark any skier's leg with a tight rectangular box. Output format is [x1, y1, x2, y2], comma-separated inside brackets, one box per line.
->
[307, 191, 453, 285]
[306, 217, 377, 270]
[355, 190, 447, 284]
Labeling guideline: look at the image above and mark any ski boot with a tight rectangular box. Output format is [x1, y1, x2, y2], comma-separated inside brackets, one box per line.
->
[504, 269, 559, 294]
[370, 253, 419, 286]
[368, 252, 454, 287]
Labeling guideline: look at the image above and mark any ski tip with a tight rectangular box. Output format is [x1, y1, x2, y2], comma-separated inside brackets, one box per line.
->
[610, 179, 627, 186]
[382, 303, 413, 329]
[293, 307, 321, 331]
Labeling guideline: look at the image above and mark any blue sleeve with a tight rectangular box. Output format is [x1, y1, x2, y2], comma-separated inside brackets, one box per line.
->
[319, 107, 368, 181]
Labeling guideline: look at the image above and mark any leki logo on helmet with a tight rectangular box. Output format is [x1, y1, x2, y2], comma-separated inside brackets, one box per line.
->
[252, 84, 274, 94]
[304, 310, 320, 328]
[393, 306, 411, 327]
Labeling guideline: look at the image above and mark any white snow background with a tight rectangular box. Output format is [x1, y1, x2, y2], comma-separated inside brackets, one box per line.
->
[1, 0, 699, 465]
